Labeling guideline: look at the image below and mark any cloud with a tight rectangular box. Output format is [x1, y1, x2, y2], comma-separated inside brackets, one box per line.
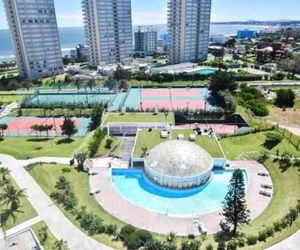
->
[56, 13, 83, 27]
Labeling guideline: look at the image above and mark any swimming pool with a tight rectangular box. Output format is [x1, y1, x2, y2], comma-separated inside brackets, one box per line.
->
[196, 68, 216, 75]
[112, 168, 248, 217]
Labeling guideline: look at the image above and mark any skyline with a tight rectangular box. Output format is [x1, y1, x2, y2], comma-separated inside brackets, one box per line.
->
[0, 0, 300, 29]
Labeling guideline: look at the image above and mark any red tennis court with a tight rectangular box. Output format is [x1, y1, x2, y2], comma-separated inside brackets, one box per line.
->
[141, 100, 206, 110]
[141, 88, 200, 98]
[176, 124, 238, 134]
[7, 117, 81, 133]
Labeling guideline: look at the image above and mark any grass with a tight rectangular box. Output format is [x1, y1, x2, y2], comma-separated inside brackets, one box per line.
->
[27, 159, 300, 249]
[0, 137, 85, 159]
[31, 221, 59, 250]
[102, 112, 175, 126]
[295, 98, 300, 109]
[95, 136, 118, 157]
[0, 174, 37, 231]
[220, 132, 300, 160]
[0, 94, 26, 104]
[239, 159, 300, 249]
[29, 164, 125, 249]
[134, 129, 224, 158]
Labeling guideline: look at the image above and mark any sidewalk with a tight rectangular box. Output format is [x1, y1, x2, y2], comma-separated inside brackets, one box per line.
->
[266, 229, 300, 250]
[0, 154, 110, 250]
[6, 216, 41, 237]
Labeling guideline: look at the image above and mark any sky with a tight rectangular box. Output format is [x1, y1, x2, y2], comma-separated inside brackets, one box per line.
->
[0, 0, 300, 29]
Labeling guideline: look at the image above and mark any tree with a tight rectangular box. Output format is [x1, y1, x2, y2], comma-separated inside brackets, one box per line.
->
[0, 167, 10, 186]
[113, 65, 130, 82]
[74, 152, 87, 171]
[222, 169, 250, 236]
[60, 117, 78, 139]
[275, 88, 296, 108]
[210, 71, 237, 96]
[278, 55, 300, 77]
[54, 239, 68, 250]
[90, 104, 104, 130]
[0, 124, 8, 137]
[264, 131, 283, 149]
[0, 185, 27, 211]
[21, 79, 33, 91]
[38, 225, 48, 245]
[212, 48, 225, 61]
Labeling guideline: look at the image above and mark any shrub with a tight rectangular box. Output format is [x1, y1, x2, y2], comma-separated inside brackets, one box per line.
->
[105, 138, 113, 149]
[265, 226, 275, 237]
[217, 242, 226, 250]
[236, 237, 245, 247]
[258, 230, 268, 242]
[61, 167, 72, 173]
[145, 239, 165, 250]
[206, 244, 214, 250]
[264, 131, 283, 149]
[134, 229, 153, 246]
[55, 176, 71, 191]
[63, 192, 77, 210]
[119, 225, 136, 242]
[246, 235, 257, 245]
[180, 239, 201, 250]
[106, 224, 118, 236]
[80, 212, 104, 235]
[273, 221, 282, 232]
[226, 240, 238, 250]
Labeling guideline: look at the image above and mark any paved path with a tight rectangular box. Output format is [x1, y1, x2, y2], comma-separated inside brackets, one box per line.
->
[6, 216, 41, 237]
[267, 229, 300, 250]
[0, 154, 110, 250]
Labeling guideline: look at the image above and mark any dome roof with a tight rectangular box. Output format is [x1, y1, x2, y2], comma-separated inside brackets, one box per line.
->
[145, 140, 213, 178]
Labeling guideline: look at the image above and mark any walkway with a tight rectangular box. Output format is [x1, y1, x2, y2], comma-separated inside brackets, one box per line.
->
[0, 102, 17, 118]
[267, 229, 300, 250]
[90, 160, 272, 236]
[6, 216, 41, 237]
[0, 154, 110, 250]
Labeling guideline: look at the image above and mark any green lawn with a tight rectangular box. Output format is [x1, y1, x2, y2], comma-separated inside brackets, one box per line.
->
[95, 136, 118, 157]
[134, 129, 224, 158]
[29, 164, 125, 249]
[0, 174, 37, 230]
[31, 221, 60, 250]
[102, 112, 174, 126]
[239, 159, 300, 249]
[0, 137, 85, 159]
[0, 94, 26, 104]
[220, 132, 300, 160]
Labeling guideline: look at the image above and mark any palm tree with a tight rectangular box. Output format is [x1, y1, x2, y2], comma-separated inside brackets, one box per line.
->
[54, 239, 68, 250]
[0, 185, 27, 211]
[0, 168, 10, 186]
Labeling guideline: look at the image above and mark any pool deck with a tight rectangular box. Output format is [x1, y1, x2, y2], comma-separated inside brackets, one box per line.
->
[89, 159, 272, 236]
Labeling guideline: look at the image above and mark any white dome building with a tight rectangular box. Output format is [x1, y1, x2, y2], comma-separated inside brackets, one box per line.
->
[144, 140, 214, 189]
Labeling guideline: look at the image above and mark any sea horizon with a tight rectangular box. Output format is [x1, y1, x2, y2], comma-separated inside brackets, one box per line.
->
[0, 24, 271, 61]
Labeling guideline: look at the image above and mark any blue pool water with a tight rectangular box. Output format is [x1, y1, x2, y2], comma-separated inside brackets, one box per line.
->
[196, 68, 216, 75]
[112, 168, 248, 217]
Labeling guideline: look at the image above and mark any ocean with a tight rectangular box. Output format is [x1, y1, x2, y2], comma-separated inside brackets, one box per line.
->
[0, 24, 269, 61]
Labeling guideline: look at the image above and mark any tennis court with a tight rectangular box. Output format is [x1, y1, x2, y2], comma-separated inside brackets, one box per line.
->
[0, 116, 90, 136]
[123, 87, 219, 111]
[29, 92, 116, 105]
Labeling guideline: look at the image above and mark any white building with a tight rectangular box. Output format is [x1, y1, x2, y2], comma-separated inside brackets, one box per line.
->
[209, 34, 228, 45]
[234, 45, 247, 55]
[82, 0, 133, 67]
[3, 0, 64, 79]
[134, 26, 157, 56]
[168, 0, 212, 65]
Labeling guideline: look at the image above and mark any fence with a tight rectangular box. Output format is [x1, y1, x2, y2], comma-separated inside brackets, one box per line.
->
[276, 126, 300, 151]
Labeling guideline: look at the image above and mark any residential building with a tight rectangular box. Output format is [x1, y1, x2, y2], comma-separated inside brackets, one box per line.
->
[70, 44, 89, 60]
[134, 26, 157, 56]
[3, 0, 64, 79]
[168, 0, 212, 64]
[237, 29, 257, 39]
[82, 0, 133, 66]
[209, 34, 228, 45]
[234, 45, 246, 55]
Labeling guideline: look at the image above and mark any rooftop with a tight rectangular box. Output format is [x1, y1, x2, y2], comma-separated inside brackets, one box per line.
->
[145, 140, 214, 178]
